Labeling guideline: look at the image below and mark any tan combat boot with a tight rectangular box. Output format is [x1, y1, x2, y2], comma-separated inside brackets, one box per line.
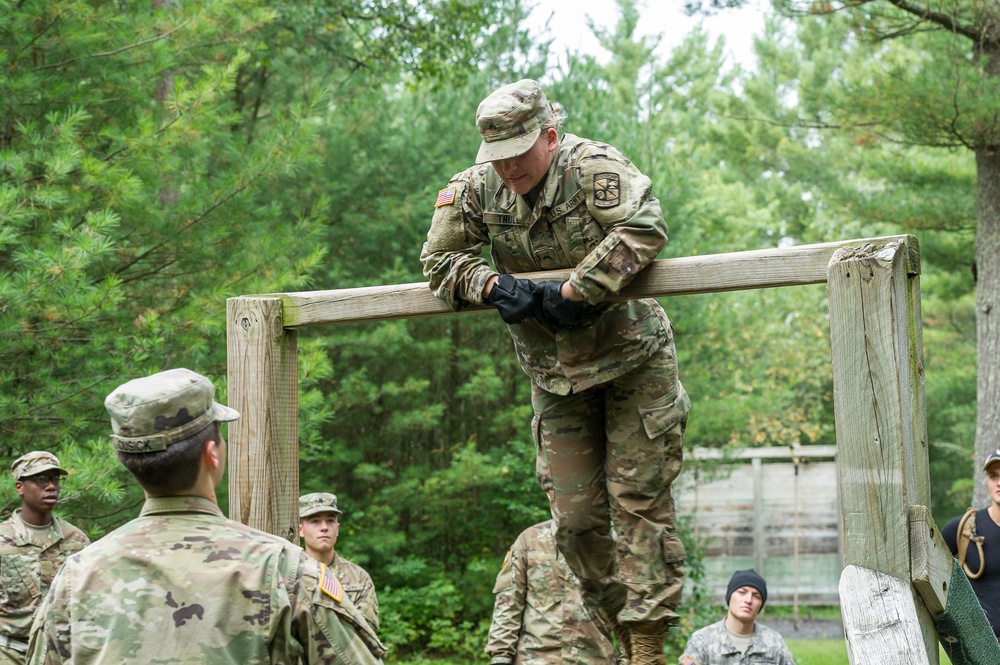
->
[629, 622, 665, 665]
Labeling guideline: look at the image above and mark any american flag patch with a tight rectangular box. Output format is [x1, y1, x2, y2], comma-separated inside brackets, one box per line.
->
[435, 186, 456, 208]
[320, 564, 342, 602]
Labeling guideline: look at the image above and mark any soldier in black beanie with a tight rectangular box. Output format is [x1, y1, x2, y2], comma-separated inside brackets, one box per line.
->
[678, 569, 795, 664]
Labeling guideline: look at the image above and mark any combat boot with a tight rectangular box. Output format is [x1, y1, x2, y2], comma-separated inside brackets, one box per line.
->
[629, 622, 665, 665]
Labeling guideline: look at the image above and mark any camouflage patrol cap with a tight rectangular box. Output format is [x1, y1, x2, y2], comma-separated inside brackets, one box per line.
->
[299, 492, 343, 518]
[475, 79, 552, 164]
[105, 368, 240, 454]
[11, 451, 68, 481]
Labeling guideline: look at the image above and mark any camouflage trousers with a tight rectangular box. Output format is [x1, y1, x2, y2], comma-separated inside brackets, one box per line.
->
[531, 343, 690, 626]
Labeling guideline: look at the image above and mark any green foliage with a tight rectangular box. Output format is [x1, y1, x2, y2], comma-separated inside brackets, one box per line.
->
[2, 0, 986, 660]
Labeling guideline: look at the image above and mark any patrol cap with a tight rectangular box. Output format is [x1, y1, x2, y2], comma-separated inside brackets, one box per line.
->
[726, 568, 768, 606]
[299, 492, 342, 518]
[475, 79, 552, 164]
[983, 449, 1000, 471]
[11, 451, 68, 481]
[105, 368, 240, 454]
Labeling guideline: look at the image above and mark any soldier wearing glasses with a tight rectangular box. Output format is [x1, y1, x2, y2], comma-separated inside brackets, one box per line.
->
[0, 452, 89, 664]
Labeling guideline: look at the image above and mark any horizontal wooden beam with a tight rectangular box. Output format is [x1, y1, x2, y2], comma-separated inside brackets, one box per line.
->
[260, 234, 918, 329]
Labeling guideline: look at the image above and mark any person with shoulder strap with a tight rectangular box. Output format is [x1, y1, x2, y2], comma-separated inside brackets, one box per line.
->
[0, 452, 89, 664]
[942, 449, 1000, 641]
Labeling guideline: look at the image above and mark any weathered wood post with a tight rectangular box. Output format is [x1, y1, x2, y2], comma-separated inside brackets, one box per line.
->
[226, 296, 299, 541]
[827, 236, 938, 663]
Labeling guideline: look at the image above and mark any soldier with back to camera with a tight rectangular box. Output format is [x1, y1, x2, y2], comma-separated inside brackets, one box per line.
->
[26, 367, 385, 665]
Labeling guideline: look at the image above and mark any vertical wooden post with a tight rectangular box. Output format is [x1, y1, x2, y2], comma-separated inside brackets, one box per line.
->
[827, 236, 937, 663]
[226, 296, 299, 541]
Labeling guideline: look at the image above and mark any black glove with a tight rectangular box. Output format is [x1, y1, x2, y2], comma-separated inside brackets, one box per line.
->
[487, 274, 537, 324]
[534, 280, 604, 328]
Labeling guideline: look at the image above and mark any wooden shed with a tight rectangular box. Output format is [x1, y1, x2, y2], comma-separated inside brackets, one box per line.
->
[674, 444, 841, 605]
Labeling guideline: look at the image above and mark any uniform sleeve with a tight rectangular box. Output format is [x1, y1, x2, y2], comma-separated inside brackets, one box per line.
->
[568, 146, 668, 304]
[26, 568, 71, 665]
[485, 535, 529, 665]
[355, 569, 380, 633]
[677, 628, 710, 665]
[419, 170, 496, 310]
[295, 556, 386, 664]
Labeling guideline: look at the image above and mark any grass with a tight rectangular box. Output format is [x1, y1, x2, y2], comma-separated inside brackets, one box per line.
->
[786, 638, 954, 665]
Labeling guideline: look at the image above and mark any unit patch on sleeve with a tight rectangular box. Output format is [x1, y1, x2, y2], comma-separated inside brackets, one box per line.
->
[593, 172, 620, 208]
[435, 186, 457, 208]
[320, 563, 343, 602]
[679, 655, 698, 665]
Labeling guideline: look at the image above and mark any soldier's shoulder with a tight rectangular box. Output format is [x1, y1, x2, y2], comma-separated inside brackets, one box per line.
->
[54, 516, 91, 544]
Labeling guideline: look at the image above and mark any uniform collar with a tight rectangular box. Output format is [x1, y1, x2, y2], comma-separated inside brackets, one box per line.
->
[9, 509, 62, 546]
[139, 495, 225, 518]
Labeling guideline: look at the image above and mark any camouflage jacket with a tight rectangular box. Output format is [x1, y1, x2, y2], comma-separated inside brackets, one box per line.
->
[421, 133, 673, 396]
[679, 619, 796, 665]
[0, 511, 89, 640]
[485, 520, 616, 665]
[331, 554, 379, 633]
[26, 496, 385, 665]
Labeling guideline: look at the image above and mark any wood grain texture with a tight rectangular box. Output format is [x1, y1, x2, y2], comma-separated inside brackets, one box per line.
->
[840, 565, 933, 665]
[272, 235, 919, 328]
[226, 296, 299, 540]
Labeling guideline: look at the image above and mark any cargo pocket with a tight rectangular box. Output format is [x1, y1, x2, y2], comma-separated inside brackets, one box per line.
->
[637, 382, 691, 441]
[532, 413, 553, 493]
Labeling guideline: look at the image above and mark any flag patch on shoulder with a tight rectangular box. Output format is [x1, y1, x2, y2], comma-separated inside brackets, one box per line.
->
[435, 186, 457, 208]
[320, 564, 342, 602]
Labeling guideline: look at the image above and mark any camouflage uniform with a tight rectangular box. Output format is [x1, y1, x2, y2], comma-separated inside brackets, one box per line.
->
[0, 452, 89, 665]
[26, 368, 385, 665]
[420, 79, 691, 628]
[299, 493, 380, 634]
[678, 620, 796, 665]
[331, 555, 379, 633]
[486, 520, 617, 665]
[0, 513, 89, 664]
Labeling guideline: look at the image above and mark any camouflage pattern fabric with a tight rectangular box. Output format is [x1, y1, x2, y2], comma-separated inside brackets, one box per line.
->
[0, 512, 89, 664]
[420, 132, 674, 396]
[9, 453, 66, 482]
[331, 554, 380, 633]
[25, 496, 385, 665]
[532, 344, 689, 626]
[678, 619, 796, 665]
[474, 79, 552, 164]
[421, 130, 690, 626]
[485, 520, 617, 665]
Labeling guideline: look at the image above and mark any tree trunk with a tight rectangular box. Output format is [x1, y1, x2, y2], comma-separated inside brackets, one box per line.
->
[972, 33, 1000, 507]
[974, 145, 1000, 508]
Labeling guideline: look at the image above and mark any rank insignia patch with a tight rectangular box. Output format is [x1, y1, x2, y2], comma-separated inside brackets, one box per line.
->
[593, 172, 620, 208]
[435, 186, 457, 208]
[320, 564, 343, 602]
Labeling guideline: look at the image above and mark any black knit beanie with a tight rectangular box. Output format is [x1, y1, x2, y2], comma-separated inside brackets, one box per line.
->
[726, 569, 768, 606]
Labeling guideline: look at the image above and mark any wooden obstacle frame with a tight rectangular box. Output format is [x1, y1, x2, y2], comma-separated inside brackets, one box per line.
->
[226, 234, 955, 664]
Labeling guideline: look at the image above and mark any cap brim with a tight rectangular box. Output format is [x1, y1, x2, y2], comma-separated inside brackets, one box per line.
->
[475, 128, 541, 164]
[984, 458, 1000, 471]
[20, 464, 69, 479]
[212, 403, 241, 422]
[299, 506, 343, 519]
